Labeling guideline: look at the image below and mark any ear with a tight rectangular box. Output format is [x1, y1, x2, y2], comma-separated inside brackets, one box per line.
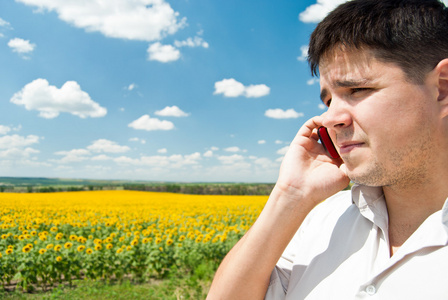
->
[435, 59, 448, 118]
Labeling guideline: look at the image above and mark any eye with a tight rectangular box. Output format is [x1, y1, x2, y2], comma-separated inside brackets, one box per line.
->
[350, 88, 371, 94]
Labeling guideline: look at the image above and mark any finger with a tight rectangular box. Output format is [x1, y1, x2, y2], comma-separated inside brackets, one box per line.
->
[296, 116, 324, 138]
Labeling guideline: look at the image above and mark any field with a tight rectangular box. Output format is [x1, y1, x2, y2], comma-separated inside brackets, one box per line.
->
[0, 190, 268, 298]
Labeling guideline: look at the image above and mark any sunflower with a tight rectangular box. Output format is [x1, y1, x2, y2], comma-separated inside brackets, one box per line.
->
[22, 246, 32, 253]
[64, 242, 73, 249]
[77, 245, 86, 252]
[39, 249, 46, 255]
[86, 248, 93, 254]
[56, 256, 62, 262]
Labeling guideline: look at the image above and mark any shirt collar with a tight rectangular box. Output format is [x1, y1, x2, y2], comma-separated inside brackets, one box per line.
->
[351, 183, 448, 233]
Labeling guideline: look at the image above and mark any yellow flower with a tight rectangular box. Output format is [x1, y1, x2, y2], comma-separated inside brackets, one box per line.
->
[86, 248, 93, 254]
[131, 239, 138, 246]
[46, 244, 54, 250]
[5, 249, 13, 255]
[50, 227, 58, 232]
[77, 245, 86, 252]
[64, 242, 73, 249]
[39, 235, 47, 241]
[155, 237, 162, 244]
[22, 246, 32, 253]
[1, 234, 7, 239]
[54, 245, 62, 252]
[116, 248, 123, 254]
[18, 235, 25, 241]
[166, 239, 174, 246]
[179, 235, 186, 241]
[94, 244, 102, 251]
[30, 231, 37, 236]
[39, 249, 46, 255]
[56, 256, 62, 262]
[126, 246, 132, 251]
[69, 235, 77, 241]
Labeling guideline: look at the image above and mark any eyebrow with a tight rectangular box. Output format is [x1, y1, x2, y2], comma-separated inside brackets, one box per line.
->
[319, 79, 373, 102]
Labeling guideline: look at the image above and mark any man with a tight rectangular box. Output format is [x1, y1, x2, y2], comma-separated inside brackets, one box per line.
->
[207, 0, 448, 299]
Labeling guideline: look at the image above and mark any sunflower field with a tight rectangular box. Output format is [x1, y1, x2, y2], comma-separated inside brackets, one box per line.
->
[0, 190, 267, 291]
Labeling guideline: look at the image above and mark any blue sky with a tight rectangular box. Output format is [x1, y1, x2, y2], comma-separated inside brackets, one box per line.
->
[0, 0, 349, 182]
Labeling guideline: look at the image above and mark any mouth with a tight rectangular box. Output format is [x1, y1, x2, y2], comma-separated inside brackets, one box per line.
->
[338, 142, 365, 154]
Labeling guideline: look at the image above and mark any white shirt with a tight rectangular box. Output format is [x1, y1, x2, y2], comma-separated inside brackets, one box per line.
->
[265, 184, 448, 299]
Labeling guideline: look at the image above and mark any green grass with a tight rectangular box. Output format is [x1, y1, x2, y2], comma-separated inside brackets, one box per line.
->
[0, 261, 217, 300]
[0, 276, 212, 300]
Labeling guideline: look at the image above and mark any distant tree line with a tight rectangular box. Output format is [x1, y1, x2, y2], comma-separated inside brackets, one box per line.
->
[0, 183, 276, 195]
[122, 183, 275, 195]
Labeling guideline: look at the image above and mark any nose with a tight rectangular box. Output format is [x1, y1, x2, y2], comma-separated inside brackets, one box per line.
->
[321, 98, 352, 130]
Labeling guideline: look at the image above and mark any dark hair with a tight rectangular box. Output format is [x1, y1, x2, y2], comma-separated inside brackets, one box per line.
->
[308, 0, 448, 83]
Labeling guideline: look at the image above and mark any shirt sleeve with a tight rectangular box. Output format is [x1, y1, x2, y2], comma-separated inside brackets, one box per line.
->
[264, 255, 291, 299]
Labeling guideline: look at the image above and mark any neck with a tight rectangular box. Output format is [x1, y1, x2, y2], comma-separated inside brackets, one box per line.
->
[383, 175, 448, 255]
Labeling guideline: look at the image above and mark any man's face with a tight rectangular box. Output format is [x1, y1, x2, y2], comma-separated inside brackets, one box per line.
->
[319, 48, 439, 188]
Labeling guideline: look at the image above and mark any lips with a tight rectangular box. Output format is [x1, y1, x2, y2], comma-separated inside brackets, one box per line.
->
[338, 142, 364, 154]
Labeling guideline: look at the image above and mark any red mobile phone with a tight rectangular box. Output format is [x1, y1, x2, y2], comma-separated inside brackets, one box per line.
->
[317, 127, 340, 159]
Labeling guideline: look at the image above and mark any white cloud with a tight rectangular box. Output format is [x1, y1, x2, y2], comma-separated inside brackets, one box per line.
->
[297, 45, 309, 61]
[299, 0, 348, 23]
[224, 146, 243, 153]
[174, 36, 209, 48]
[91, 154, 112, 161]
[126, 83, 137, 91]
[203, 150, 213, 157]
[8, 38, 36, 57]
[0, 134, 39, 149]
[157, 148, 167, 154]
[10, 79, 107, 119]
[265, 108, 304, 119]
[307, 78, 319, 85]
[0, 126, 11, 135]
[114, 152, 201, 169]
[217, 154, 245, 165]
[154, 105, 190, 117]
[0, 147, 39, 159]
[245, 84, 271, 98]
[129, 137, 146, 144]
[0, 18, 11, 28]
[87, 139, 130, 153]
[54, 148, 91, 163]
[147, 42, 180, 62]
[16, 0, 187, 42]
[214, 78, 270, 98]
[275, 140, 284, 144]
[318, 103, 327, 110]
[277, 146, 290, 155]
[258, 140, 266, 145]
[128, 114, 174, 131]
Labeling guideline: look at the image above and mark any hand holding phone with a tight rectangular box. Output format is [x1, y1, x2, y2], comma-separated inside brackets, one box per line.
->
[317, 127, 340, 159]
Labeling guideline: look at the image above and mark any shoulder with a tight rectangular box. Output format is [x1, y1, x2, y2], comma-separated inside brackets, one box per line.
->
[281, 190, 357, 264]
